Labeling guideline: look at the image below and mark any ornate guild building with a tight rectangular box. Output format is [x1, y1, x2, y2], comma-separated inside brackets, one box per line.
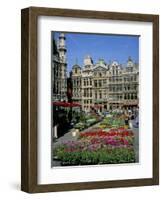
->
[72, 55, 139, 112]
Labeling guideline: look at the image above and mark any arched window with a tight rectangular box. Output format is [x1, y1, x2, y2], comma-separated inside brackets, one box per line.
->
[128, 94, 130, 99]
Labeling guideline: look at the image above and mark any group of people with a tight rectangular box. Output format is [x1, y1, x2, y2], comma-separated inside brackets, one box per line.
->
[124, 107, 139, 128]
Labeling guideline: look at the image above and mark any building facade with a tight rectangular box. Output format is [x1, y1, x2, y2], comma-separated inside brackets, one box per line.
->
[72, 55, 139, 112]
[52, 33, 67, 101]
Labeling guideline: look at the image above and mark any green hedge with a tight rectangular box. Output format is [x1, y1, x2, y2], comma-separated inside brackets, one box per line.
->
[54, 147, 135, 166]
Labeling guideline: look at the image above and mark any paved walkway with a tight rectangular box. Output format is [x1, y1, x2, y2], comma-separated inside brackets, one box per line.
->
[53, 121, 101, 147]
[52, 121, 101, 167]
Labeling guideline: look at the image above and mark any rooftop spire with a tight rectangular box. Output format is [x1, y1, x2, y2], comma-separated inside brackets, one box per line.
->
[75, 57, 78, 65]
[128, 56, 132, 61]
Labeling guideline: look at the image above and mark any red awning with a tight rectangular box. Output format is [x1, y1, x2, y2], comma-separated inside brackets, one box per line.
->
[53, 101, 81, 107]
[70, 102, 81, 107]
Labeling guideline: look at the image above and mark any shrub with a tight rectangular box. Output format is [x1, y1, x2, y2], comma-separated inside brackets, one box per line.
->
[54, 147, 135, 166]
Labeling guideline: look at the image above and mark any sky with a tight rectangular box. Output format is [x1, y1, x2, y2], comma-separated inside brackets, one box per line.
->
[53, 32, 139, 73]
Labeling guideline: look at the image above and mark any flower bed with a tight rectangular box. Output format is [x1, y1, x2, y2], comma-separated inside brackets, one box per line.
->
[79, 128, 133, 138]
[98, 115, 128, 129]
[53, 127, 135, 166]
[53, 114, 136, 166]
[74, 113, 101, 131]
[54, 146, 135, 166]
